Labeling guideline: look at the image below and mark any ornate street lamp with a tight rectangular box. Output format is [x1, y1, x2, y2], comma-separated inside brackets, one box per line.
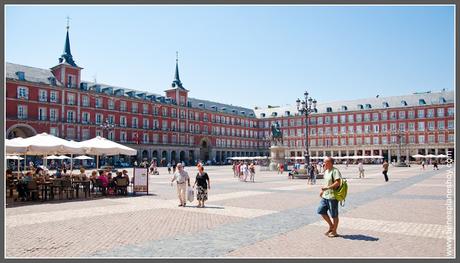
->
[296, 91, 317, 167]
[100, 118, 115, 139]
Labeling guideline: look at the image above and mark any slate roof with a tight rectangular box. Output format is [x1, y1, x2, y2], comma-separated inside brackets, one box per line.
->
[254, 90, 455, 118]
[6, 62, 63, 86]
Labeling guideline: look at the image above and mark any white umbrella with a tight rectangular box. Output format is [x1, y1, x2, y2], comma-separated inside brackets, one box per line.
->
[73, 155, 94, 160]
[425, 154, 437, 158]
[44, 155, 61, 159]
[78, 136, 137, 169]
[57, 155, 71, 160]
[436, 154, 448, 158]
[412, 154, 425, 158]
[6, 138, 28, 154]
[20, 133, 85, 155]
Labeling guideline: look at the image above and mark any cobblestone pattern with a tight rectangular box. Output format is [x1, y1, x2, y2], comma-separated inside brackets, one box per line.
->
[90, 167, 443, 257]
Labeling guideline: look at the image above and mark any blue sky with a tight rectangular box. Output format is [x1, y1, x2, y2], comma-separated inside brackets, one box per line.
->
[5, 5, 455, 109]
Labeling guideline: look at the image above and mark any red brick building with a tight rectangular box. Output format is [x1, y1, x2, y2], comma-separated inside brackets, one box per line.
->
[6, 26, 455, 165]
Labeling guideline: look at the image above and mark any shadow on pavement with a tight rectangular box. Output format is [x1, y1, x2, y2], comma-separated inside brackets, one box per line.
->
[340, 234, 379, 241]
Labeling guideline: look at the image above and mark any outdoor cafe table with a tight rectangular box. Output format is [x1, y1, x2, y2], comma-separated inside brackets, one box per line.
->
[72, 180, 91, 199]
[37, 181, 53, 201]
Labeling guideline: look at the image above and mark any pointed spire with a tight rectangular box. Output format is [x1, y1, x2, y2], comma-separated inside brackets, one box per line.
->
[58, 16, 78, 67]
[171, 51, 184, 89]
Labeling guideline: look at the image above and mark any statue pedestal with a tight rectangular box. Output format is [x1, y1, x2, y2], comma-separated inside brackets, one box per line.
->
[269, 145, 287, 171]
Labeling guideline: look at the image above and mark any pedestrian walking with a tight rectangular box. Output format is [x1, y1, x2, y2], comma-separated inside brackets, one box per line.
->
[167, 162, 172, 174]
[249, 162, 256, 182]
[193, 164, 210, 208]
[382, 160, 389, 182]
[317, 157, 342, 238]
[433, 160, 439, 170]
[170, 163, 190, 207]
[358, 161, 365, 178]
[242, 162, 249, 182]
[421, 160, 425, 170]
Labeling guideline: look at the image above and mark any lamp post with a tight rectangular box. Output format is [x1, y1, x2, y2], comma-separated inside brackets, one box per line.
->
[100, 118, 115, 139]
[296, 91, 317, 168]
[394, 129, 409, 167]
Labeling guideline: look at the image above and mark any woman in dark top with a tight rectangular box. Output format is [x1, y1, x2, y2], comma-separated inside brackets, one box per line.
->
[193, 164, 210, 208]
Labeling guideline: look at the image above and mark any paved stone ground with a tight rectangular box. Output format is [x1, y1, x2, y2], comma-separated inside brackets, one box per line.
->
[5, 163, 455, 258]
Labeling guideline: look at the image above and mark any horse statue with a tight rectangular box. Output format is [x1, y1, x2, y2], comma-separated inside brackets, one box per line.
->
[270, 121, 283, 146]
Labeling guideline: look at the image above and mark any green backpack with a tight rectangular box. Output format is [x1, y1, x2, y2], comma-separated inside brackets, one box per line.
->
[334, 178, 348, 206]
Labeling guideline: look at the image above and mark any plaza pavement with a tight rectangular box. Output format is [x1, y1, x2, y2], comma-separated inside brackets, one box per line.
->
[5, 163, 455, 258]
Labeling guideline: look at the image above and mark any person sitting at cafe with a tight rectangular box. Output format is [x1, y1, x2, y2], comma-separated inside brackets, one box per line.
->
[122, 170, 130, 184]
[97, 170, 109, 195]
[90, 170, 98, 192]
[79, 168, 88, 181]
[55, 167, 63, 178]
[16, 172, 33, 201]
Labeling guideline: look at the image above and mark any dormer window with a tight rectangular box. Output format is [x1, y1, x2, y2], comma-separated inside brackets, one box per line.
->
[271, 112, 278, 117]
[341, 106, 348, 111]
[48, 77, 57, 86]
[285, 111, 290, 116]
[326, 107, 333, 113]
[260, 113, 266, 118]
[16, 71, 25, 81]
[400, 100, 407, 106]
[357, 104, 364, 110]
[241, 111, 246, 115]
[439, 97, 446, 104]
[211, 105, 217, 111]
[419, 99, 426, 105]
[365, 104, 372, 109]
[221, 107, 226, 112]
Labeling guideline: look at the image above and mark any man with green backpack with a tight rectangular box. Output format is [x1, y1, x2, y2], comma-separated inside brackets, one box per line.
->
[317, 157, 348, 238]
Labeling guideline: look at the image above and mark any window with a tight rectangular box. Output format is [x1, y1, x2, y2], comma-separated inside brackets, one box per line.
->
[108, 115, 115, 124]
[39, 90, 47, 102]
[332, 115, 338, 124]
[428, 121, 435, 131]
[162, 108, 168, 117]
[76, 129, 87, 140]
[67, 93, 75, 105]
[448, 134, 454, 142]
[417, 109, 425, 118]
[373, 124, 379, 133]
[427, 109, 434, 118]
[132, 117, 138, 128]
[132, 103, 138, 113]
[143, 119, 149, 129]
[399, 123, 405, 132]
[67, 111, 75, 123]
[348, 138, 354, 145]
[143, 104, 149, 114]
[364, 137, 371, 145]
[418, 122, 425, 131]
[364, 113, 370, 122]
[437, 121, 445, 130]
[333, 127, 338, 135]
[409, 136, 415, 144]
[373, 137, 379, 145]
[347, 115, 354, 123]
[448, 120, 454, 130]
[408, 122, 415, 131]
[153, 107, 159, 116]
[325, 116, 331, 124]
[340, 115, 346, 124]
[95, 98, 103, 108]
[333, 138, 338, 146]
[356, 114, 362, 122]
[438, 134, 445, 143]
[108, 99, 115, 110]
[67, 75, 74, 88]
[364, 125, 370, 134]
[38, 108, 47, 121]
[418, 135, 425, 144]
[82, 96, 89, 107]
[16, 71, 25, 80]
[120, 101, 127, 111]
[398, 111, 406, 120]
[356, 125, 362, 134]
[17, 86, 29, 99]
[66, 128, 75, 140]
[317, 117, 323, 125]
[390, 112, 397, 120]
[391, 136, 397, 144]
[381, 124, 387, 132]
[162, 134, 168, 144]
[372, 113, 379, 121]
[171, 109, 177, 118]
[49, 109, 58, 122]
[348, 126, 354, 134]
[437, 108, 445, 117]
[382, 137, 388, 145]
[82, 112, 90, 123]
[340, 126, 346, 134]
[390, 123, 397, 131]
[408, 111, 415, 119]
[50, 91, 58, 103]
[120, 132, 127, 142]
[108, 131, 114, 141]
[120, 116, 127, 127]
[17, 105, 27, 119]
[448, 107, 454, 116]
[381, 111, 387, 120]
[143, 133, 149, 143]
[96, 114, 103, 125]
[428, 135, 435, 143]
[162, 120, 168, 130]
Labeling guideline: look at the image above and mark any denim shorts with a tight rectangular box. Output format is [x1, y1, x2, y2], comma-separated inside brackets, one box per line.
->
[317, 198, 339, 218]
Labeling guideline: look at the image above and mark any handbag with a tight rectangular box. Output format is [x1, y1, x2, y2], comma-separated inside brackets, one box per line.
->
[187, 187, 194, 202]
